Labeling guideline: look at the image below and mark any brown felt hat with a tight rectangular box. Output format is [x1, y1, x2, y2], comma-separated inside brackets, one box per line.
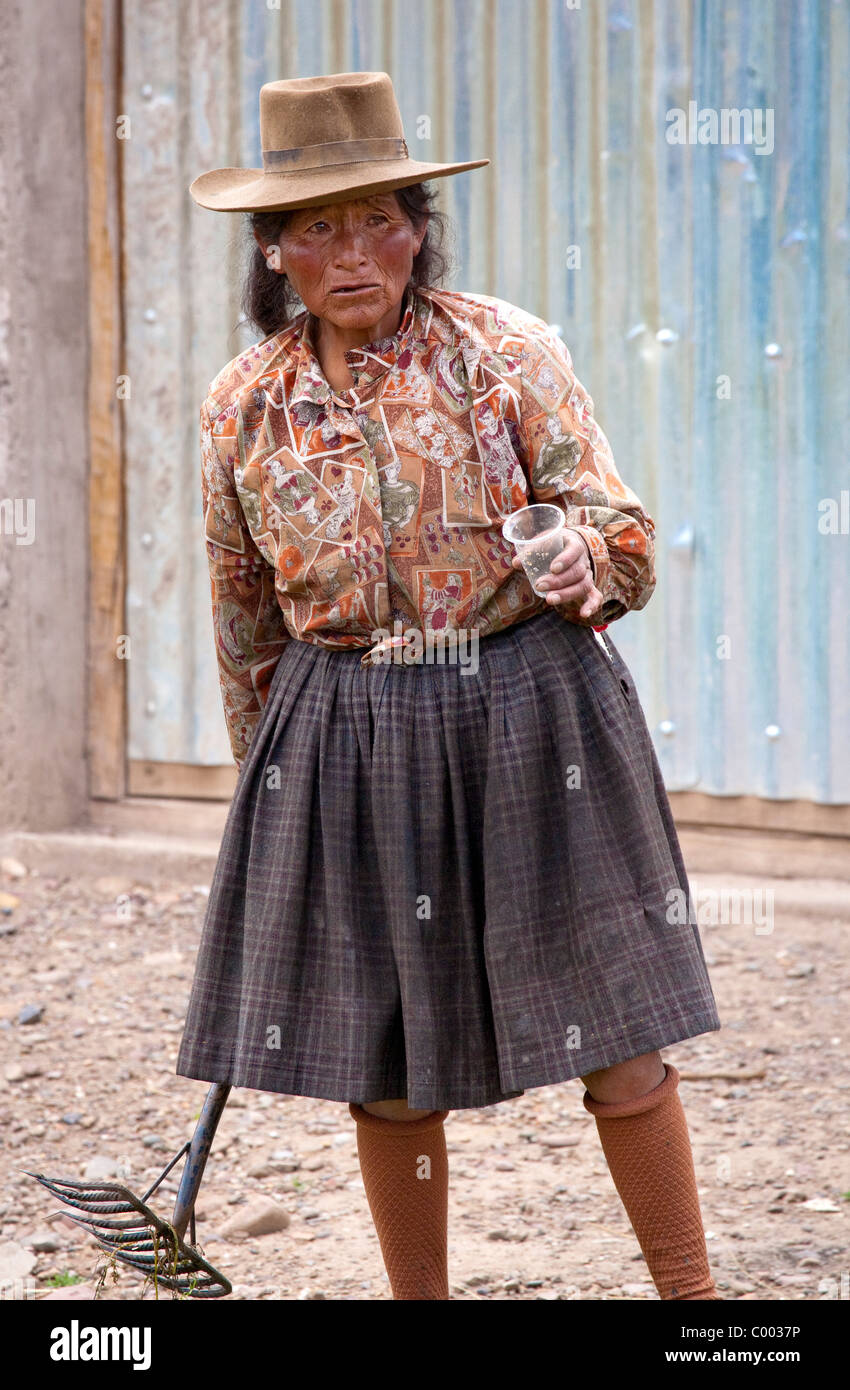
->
[189, 70, 490, 213]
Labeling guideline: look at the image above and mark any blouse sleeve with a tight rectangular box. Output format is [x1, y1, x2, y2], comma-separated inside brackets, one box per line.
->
[514, 328, 657, 626]
[199, 397, 292, 769]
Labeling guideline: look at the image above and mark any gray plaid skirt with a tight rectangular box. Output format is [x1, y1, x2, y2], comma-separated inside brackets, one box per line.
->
[176, 608, 720, 1110]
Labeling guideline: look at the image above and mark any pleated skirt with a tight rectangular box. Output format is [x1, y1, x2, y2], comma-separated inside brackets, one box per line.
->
[175, 608, 721, 1110]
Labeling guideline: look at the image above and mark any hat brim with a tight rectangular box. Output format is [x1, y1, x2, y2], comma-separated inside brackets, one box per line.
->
[188, 156, 490, 212]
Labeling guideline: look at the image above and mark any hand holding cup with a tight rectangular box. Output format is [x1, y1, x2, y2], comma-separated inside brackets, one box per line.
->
[503, 504, 603, 620]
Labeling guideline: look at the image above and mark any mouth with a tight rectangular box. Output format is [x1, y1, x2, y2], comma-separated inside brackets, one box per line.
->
[330, 284, 379, 295]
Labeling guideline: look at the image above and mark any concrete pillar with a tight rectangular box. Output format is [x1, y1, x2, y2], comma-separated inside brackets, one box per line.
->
[0, 0, 89, 830]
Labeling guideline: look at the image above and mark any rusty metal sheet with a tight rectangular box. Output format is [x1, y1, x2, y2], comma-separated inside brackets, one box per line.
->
[120, 0, 849, 801]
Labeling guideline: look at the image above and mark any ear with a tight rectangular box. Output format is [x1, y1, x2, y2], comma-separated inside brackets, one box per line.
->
[253, 226, 285, 276]
[413, 213, 430, 256]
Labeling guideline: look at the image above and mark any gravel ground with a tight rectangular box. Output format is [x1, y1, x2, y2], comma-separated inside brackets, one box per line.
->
[1, 856, 848, 1302]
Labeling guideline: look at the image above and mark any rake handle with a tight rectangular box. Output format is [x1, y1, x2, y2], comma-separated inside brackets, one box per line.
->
[170, 1082, 231, 1241]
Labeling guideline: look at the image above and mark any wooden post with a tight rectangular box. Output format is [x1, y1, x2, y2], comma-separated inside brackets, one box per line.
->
[85, 0, 126, 799]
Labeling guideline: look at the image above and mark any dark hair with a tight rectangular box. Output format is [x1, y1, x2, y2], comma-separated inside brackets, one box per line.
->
[240, 182, 452, 337]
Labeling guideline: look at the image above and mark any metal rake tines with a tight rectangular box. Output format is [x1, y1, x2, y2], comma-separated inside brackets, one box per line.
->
[23, 1176, 147, 1218]
[25, 1172, 232, 1298]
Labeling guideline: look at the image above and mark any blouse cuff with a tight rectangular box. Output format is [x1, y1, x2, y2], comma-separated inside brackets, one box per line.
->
[566, 524, 610, 597]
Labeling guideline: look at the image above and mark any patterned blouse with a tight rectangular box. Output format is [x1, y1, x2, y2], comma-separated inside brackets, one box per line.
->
[200, 283, 657, 767]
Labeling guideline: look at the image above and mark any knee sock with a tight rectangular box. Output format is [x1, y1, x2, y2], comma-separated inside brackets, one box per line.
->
[349, 1103, 450, 1300]
[583, 1062, 719, 1300]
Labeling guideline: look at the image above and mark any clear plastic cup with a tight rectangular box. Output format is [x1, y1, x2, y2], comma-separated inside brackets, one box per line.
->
[502, 505, 568, 597]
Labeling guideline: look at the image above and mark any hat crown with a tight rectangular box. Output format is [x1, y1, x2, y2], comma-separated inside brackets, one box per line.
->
[259, 71, 403, 153]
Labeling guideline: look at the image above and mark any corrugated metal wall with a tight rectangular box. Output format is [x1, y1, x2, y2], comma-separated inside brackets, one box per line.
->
[121, 0, 849, 801]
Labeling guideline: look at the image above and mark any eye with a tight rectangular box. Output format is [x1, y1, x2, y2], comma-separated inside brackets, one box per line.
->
[305, 220, 330, 233]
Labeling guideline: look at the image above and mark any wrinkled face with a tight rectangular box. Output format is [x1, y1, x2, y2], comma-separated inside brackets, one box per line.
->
[260, 192, 427, 328]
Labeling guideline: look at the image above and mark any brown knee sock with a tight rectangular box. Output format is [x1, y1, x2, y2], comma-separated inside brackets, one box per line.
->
[349, 1103, 450, 1300]
[583, 1062, 719, 1300]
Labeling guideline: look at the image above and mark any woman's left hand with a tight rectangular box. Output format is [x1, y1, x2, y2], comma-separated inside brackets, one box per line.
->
[511, 530, 604, 620]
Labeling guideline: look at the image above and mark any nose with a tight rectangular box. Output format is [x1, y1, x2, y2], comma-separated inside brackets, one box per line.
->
[332, 222, 371, 267]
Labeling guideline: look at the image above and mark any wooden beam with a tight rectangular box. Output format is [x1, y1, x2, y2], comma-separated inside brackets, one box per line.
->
[128, 760, 237, 802]
[85, 0, 126, 799]
[669, 791, 850, 838]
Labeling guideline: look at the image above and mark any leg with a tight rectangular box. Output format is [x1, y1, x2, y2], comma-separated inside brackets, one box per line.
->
[580, 1050, 667, 1103]
[349, 1097, 450, 1300]
[362, 1098, 436, 1121]
[580, 1053, 720, 1301]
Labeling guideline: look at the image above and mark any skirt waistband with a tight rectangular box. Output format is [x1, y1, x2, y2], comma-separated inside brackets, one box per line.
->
[351, 612, 610, 669]
[355, 611, 542, 668]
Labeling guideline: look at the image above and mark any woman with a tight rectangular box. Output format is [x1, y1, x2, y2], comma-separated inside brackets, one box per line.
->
[177, 71, 722, 1302]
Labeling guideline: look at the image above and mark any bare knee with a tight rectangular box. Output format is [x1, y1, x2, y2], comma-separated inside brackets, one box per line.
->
[358, 1098, 435, 1121]
[580, 1050, 666, 1104]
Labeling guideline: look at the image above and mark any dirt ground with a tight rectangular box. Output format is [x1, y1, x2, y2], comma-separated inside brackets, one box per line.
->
[0, 854, 848, 1302]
